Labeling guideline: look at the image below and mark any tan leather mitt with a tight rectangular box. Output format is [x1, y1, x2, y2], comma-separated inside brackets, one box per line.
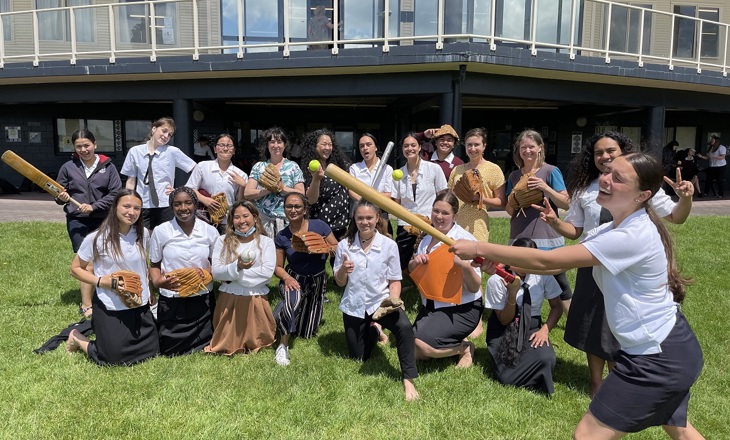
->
[165, 268, 213, 297]
[453, 169, 490, 209]
[110, 270, 144, 308]
[372, 297, 405, 320]
[291, 232, 337, 254]
[259, 163, 283, 193]
[508, 172, 544, 216]
[404, 214, 432, 236]
[208, 192, 228, 226]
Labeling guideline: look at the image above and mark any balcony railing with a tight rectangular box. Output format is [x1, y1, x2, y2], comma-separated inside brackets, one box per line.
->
[1, 0, 728, 77]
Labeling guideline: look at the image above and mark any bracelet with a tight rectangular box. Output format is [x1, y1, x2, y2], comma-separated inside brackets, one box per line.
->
[79, 305, 93, 315]
[96, 277, 102, 287]
[506, 300, 517, 306]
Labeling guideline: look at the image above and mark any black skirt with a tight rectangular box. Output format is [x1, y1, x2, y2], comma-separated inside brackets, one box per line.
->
[589, 311, 703, 432]
[87, 294, 160, 366]
[487, 313, 555, 394]
[157, 294, 215, 356]
[413, 299, 483, 349]
[563, 267, 620, 361]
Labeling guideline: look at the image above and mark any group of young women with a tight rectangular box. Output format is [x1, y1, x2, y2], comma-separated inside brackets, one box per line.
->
[56, 118, 704, 438]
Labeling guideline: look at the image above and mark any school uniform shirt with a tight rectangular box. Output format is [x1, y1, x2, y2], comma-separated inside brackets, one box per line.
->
[430, 150, 464, 181]
[392, 160, 448, 226]
[249, 159, 304, 219]
[121, 144, 196, 209]
[334, 232, 402, 318]
[148, 218, 219, 298]
[349, 159, 394, 194]
[77, 228, 150, 311]
[415, 223, 482, 308]
[581, 208, 677, 355]
[485, 272, 561, 316]
[211, 235, 276, 297]
[56, 154, 122, 219]
[565, 178, 675, 238]
[185, 159, 248, 223]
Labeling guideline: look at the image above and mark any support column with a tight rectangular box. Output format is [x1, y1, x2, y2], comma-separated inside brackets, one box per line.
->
[642, 106, 665, 158]
[172, 98, 193, 156]
[439, 92, 454, 127]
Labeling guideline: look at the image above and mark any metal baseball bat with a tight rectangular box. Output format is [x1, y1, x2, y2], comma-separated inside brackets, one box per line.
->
[1, 150, 82, 207]
[370, 141, 394, 188]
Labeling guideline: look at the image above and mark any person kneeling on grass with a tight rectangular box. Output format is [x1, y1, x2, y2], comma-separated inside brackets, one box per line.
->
[334, 200, 419, 401]
[484, 238, 562, 395]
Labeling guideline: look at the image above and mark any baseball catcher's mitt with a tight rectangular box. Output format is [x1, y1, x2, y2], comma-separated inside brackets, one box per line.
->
[208, 192, 228, 226]
[404, 214, 432, 236]
[508, 172, 544, 217]
[291, 232, 337, 254]
[165, 268, 213, 297]
[259, 163, 283, 193]
[372, 297, 405, 320]
[110, 270, 144, 308]
[453, 169, 490, 210]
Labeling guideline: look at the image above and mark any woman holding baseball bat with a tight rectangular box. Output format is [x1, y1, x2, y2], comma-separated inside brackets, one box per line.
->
[186, 133, 248, 233]
[348, 133, 394, 201]
[205, 200, 277, 355]
[451, 153, 704, 438]
[541, 132, 692, 397]
[334, 199, 419, 401]
[148, 187, 219, 356]
[273, 192, 338, 366]
[407, 192, 483, 368]
[56, 129, 122, 319]
[244, 127, 305, 238]
[66, 189, 160, 365]
[392, 133, 448, 270]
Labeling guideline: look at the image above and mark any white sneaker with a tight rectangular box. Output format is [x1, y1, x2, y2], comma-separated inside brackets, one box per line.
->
[275, 344, 290, 366]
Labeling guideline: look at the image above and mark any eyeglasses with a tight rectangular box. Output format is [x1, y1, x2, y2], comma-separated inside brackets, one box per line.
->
[284, 204, 304, 210]
[216, 144, 235, 150]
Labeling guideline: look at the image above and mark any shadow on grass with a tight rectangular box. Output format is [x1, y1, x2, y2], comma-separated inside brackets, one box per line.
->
[60, 289, 81, 305]
[553, 356, 591, 396]
[317, 331, 403, 381]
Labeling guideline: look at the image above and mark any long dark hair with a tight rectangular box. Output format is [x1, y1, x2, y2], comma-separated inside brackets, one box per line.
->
[259, 126, 290, 160]
[71, 129, 96, 144]
[221, 200, 267, 264]
[92, 189, 145, 264]
[300, 128, 351, 180]
[344, 199, 391, 245]
[565, 131, 637, 197]
[622, 153, 692, 303]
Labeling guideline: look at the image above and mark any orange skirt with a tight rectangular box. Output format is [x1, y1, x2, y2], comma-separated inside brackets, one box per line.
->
[204, 293, 276, 355]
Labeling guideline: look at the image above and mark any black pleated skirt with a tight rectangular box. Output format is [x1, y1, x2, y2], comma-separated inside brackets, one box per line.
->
[157, 294, 215, 356]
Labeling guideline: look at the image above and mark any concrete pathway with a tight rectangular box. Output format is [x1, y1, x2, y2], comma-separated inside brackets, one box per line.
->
[1, 191, 729, 223]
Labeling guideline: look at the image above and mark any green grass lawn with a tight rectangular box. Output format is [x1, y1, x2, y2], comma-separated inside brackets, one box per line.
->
[0, 218, 727, 439]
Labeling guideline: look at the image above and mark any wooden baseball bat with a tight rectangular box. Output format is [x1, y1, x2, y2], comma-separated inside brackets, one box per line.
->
[1, 150, 82, 207]
[325, 163, 515, 282]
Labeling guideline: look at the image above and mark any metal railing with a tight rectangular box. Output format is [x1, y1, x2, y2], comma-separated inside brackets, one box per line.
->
[1, 0, 728, 77]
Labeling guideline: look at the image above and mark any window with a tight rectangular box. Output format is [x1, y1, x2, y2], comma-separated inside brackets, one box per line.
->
[125, 121, 151, 151]
[608, 3, 652, 55]
[220, 0, 279, 52]
[35, 0, 94, 42]
[57, 119, 115, 153]
[1, 0, 10, 41]
[119, 0, 177, 45]
[673, 6, 720, 58]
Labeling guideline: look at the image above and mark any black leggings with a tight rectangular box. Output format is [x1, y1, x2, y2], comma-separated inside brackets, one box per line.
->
[342, 308, 418, 380]
[704, 165, 726, 197]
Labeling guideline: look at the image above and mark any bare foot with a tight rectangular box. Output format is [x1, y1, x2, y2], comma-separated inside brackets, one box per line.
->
[66, 329, 81, 353]
[373, 322, 389, 345]
[403, 379, 419, 402]
[468, 321, 484, 339]
[456, 341, 475, 368]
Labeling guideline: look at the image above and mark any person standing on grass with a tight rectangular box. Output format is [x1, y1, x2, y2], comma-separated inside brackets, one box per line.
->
[66, 189, 159, 365]
[703, 133, 726, 198]
[56, 128, 122, 321]
[148, 187, 219, 356]
[539, 131, 693, 398]
[451, 153, 704, 439]
[273, 192, 338, 366]
[121, 117, 197, 230]
[334, 200, 419, 401]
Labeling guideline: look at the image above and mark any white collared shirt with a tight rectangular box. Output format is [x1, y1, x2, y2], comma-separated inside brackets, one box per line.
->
[186, 159, 247, 223]
[430, 151, 456, 164]
[82, 155, 100, 178]
[415, 223, 482, 308]
[582, 209, 677, 355]
[334, 232, 402, 318]
[709, 144, 727, 167]
[212, 235, 276, 297]
[121, 144, 197, 208]
[349, 159, 393, 194]
[485, 273, 561, 316]
[77, 227, 150, 311]
[565, 179, 675, 238]
[392, 160, 448, 226]
[148, 218, 220, 298]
